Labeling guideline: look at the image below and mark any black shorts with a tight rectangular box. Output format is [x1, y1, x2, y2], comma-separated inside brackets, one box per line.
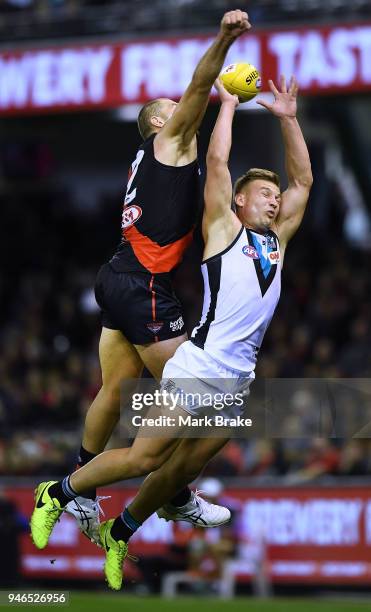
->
[94, 263, 186, 345]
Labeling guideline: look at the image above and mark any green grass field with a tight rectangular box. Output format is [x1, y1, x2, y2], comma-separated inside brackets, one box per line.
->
[8, 593, 371, 611]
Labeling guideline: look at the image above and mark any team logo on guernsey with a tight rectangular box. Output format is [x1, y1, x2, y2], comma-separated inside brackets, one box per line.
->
[146, 321, 164, 334]
[242, 245, 259, 259]
[121, 205, 142, 229]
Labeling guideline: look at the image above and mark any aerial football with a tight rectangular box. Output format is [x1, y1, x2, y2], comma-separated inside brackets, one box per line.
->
[220, 62, 261, 102]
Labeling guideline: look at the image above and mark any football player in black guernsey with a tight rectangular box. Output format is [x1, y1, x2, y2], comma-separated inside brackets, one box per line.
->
[51, 11, 252, 544]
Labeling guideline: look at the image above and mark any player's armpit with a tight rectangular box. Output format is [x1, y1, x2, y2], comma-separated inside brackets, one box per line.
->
[155, 81, 210, 155]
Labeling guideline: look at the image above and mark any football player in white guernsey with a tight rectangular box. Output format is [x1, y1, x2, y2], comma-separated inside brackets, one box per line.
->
[30, 74, 312, 591]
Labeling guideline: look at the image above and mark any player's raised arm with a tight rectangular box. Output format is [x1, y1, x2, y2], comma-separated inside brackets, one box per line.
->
[257, 76, 313, 247]
[204, 79, 238, 223]
[155, 10, 250, 159]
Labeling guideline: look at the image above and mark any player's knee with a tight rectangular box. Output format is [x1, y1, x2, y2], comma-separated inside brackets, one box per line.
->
[128, 450, 164, 476]
[100, 383, 121, 408]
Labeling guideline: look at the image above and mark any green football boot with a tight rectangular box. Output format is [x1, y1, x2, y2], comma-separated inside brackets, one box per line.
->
[30, 481, 64, 549]
[100, 519, 129, 590]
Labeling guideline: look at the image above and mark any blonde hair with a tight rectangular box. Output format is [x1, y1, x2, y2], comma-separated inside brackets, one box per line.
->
[234, 168, 281, 196]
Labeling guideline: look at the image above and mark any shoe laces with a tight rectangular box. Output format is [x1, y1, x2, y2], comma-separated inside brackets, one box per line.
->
[113, 541, 138, 566]
[116, 541, 127, 566]
[192, 489, 217, 517]
[95, 495, 111, 517]
[45, 503, 62, 529]
[193, 489, 207, 509]
[184, 489, 207, 520]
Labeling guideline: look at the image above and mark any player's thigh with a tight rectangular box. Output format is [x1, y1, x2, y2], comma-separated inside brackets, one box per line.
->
[134, 333, 187, 380]
[99, 327, 143, 387]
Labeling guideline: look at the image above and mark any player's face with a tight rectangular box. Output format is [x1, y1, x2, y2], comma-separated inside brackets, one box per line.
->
[237, 180, 281, 231]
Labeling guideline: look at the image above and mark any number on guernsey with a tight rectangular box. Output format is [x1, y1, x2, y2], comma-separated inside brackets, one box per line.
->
[125, 149, 144, 205]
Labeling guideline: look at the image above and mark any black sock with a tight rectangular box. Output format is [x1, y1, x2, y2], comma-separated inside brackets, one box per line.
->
[77, 446, 97, 469]
[48, 476, 78, 507]
[169, 487, 192, 507]
[75, 446, 97, 500]
[110, 507, 142, 543]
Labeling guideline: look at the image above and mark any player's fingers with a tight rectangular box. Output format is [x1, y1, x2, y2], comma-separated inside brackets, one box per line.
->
[288, 75, 295, 94]
[233, 9, 243, 19]
[280, 74, 287, 93]
[256, 99, 272, 111]
[236, 10, 249, 26]
[268, 79, 280, 97]
[292, 76, 299, 96]
[241, 18, 251, 30]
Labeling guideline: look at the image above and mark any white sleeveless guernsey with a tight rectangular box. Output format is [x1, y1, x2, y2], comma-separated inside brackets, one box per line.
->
[191, 225, 281, 373]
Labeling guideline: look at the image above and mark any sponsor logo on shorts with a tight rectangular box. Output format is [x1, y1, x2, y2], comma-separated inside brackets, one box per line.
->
[146, 321, 164, 334]
[121, 204, 142, 229]
[242, 245, 259, 259]
[268, 250, 280, 263]
[170, 316, 184, 332]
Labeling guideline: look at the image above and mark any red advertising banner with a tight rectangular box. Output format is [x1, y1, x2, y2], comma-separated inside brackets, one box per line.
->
[6, 485, 371, 585]
[0, 22, 370, 116]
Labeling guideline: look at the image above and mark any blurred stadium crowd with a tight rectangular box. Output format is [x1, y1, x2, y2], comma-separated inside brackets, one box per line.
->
[1, 132, 370, 481]
[1, 0, 371, 42]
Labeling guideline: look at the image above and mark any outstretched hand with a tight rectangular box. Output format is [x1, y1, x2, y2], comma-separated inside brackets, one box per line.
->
[256, 75, 298, 118]
[220, 10, 251, 39]
[214, 78, 239, 107]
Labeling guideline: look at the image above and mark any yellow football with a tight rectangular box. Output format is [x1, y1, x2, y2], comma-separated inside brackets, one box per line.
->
[220, 62, 261, 102]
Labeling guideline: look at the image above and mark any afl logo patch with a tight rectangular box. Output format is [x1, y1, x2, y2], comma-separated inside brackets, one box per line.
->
[242, 245, 259, 259]
[121, 204, 142, 229]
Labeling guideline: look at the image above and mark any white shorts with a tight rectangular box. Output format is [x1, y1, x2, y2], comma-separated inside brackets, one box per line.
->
[161, 340, 254, 420]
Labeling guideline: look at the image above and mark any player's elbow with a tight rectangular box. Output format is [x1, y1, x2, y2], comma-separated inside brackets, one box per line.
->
[292, 171, 313, 192]
[206, 152, 228, 168]
[302, 169, 313, 189]
[189, 74, 213, 95]
[302, 162, 313, 188]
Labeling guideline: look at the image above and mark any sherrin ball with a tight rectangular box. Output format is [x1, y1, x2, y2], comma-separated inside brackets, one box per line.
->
[220, 62, 261, 102]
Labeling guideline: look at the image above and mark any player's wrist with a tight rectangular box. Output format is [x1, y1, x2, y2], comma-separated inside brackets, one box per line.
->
[217, 30, 238, 44]
[221, 100, 238, 109]
[279, 113, 297, 121]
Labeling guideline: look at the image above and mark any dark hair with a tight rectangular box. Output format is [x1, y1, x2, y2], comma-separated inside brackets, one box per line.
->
[137, 99, 163, 140]
[234, 168, 281, 197]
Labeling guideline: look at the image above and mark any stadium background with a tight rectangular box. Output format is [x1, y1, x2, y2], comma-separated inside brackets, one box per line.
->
[1, 0, 371, 608]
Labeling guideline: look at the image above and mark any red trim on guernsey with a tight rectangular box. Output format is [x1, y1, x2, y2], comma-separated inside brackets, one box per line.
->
[149, 275, 158, 342]
[124, 225, 194, 274]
